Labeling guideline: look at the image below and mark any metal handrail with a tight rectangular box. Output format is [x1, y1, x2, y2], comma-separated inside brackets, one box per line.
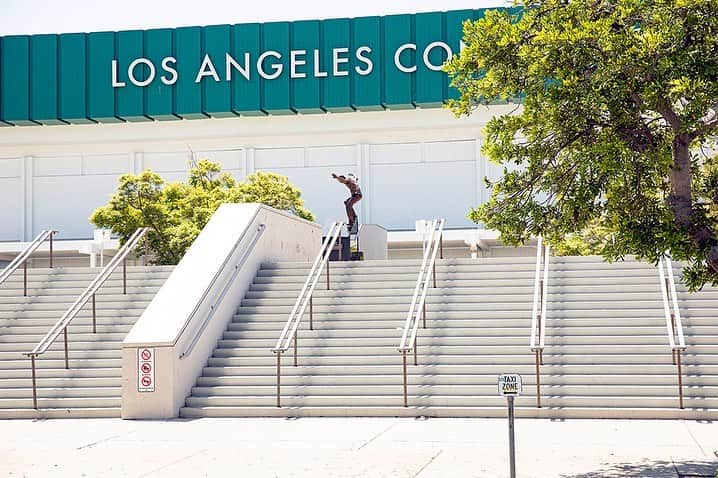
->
[398, 218, 445, 407]
[272, 221, 344, 407]
[657, 255, 687, 409]
[529, 236, 550, 408]
[179, 224, 266, 358]
[24, 227, 148, 409]
[0, 230, 58, 296]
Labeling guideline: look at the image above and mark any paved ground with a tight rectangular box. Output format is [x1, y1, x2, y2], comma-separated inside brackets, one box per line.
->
[1, 417, 716, 477]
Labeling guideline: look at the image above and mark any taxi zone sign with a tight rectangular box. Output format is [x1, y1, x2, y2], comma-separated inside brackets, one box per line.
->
[498, 374, 522, 396]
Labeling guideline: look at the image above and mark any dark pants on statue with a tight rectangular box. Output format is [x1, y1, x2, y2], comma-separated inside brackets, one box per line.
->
[344, 193, 362, 230]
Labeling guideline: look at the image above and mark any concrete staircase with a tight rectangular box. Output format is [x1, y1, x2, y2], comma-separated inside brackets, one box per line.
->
[181, 256, 718, 419]
[0, 265, 173, 418]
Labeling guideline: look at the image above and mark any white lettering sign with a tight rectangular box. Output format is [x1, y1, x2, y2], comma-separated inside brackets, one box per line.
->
[110, 42, 453, 88]
[498, 374, 522, 396]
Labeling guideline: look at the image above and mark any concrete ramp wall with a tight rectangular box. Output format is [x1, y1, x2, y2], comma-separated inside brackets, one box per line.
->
[121, 204, 321, 418]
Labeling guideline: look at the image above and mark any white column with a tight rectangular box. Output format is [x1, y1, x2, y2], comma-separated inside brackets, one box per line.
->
[22, 156, 33, 241]
[245, 148, 255, 176]
[132, 152, 143, 174]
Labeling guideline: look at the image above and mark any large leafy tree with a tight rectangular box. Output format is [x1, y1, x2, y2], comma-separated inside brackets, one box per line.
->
[446, 0, 718, 290]
[90, 160, 314, 264]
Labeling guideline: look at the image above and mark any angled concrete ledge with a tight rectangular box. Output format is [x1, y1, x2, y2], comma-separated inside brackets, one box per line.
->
[121, 203, 321, 419]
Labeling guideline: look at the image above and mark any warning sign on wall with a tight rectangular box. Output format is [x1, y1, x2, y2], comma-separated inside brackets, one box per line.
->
[137, 347, 155, 392]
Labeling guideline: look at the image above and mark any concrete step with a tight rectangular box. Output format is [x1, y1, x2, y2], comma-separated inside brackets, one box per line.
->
[0, 358, 120, 370]
[196, 373, 718, 387]
[183, 394, 718, 409]
[206, 353, 718, 367]
[0, 396, 120, 409]
[215, 335, 717, 349]
[0, 301, 151, 313]
[200, 363, 718, 377]
[0, 293, 159, 306]
[211, 344, 718, 358]
[188, 384, 718, 398]
[0, 367, 120, 379]
[0, 386, 121, 399]
[0, 340, 123, 353]
[253, 270, 661, 284]
[178, 405, 717, 419]
[0, 286, 163, 298]
[0, 407, 119, 418]
[222, 326, 718, 341]
[0, 377, 120, 388]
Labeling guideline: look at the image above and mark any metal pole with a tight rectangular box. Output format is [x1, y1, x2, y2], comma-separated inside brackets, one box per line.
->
[535, 349, 542, 408]
[92, 294, 97, 334]
[276, 352, 282, 408]
[294, 332, 298, 367]
[402, 351, 408, 407]
[31, 356, 38, 409]
[24, 260, 27, 297]
[433, 261, 437, 288]
[414, 337, 418, 366]
[326, 260, 330, 290]
[309, 296, 313, 331]
[49, 232, 54, 269]
[63, 327, 69, 369]
[123, 258, 127, 295]
[676, 350, 684, 409]
[440, 234, 443, 259]
[423, 302, 427, 329]
[508, 395, 516, 478]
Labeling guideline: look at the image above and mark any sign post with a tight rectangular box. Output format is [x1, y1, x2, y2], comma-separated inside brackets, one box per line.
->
[498, 373, 522, 478]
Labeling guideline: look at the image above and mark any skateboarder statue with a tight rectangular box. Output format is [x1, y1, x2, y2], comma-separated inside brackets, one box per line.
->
[332, 173, 363, 233]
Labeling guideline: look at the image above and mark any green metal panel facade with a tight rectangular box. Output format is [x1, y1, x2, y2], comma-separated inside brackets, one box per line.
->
[0, 8, 504, 126]
[290, 20, 322, 114]
[203, 25, 233, 117]
[59, 33, 93, 123]
[144, 28, 176, 120]
[117, 30, 149, 121]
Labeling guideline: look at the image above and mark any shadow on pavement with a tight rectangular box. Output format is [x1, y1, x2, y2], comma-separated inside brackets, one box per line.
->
[562, 459, 716, 478]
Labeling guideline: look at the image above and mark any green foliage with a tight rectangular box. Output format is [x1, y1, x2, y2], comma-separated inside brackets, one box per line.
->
[447, 0, 718, 290]
[90, 160, 315, 264]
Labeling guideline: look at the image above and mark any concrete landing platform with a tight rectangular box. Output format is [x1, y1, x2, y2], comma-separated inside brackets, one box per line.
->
[1, 417, 716, 477]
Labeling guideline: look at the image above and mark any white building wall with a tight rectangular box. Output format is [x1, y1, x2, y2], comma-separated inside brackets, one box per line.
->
[0, 106, 518, 239]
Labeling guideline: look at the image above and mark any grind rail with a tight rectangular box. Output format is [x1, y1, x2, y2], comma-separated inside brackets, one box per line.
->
[0, 230, 58, 296]
[24, 227, 148, 409]
[657, 255, 687, 409]
[398, 218, 445, 407]
[271, 221, 343, 408]
[529, 236, 550, 408]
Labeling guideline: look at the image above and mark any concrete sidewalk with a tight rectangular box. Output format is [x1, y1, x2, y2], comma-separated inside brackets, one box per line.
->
[1, 417, 716, 477]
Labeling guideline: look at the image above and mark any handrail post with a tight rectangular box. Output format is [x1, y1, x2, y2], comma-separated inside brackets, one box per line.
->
[439, 234, 443, 259]
[535, 349, 542, 408]
[24, 260, 27, 297]
[309, 295, 313, 331]
[422, 302, 426, 329]
[63, 327, 69, 369]
[123, 257, 127, 295]
[49, 232, 54, 269]
[31, 355, 38, 409]
[676, 349, 684, 409]
[92, 293, 97, 334]
[414, 338, 418, 366]
[293, 332, 298, 367]
[402, 350, 408, 407]
[276, 352, 282, 408]
[326, 260, 330, 290]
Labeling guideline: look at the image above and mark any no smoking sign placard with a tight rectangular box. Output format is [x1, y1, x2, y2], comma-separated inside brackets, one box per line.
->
[137, 347, 155, 392]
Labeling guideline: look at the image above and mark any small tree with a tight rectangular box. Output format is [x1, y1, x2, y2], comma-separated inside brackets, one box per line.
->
[90, 160, 314, 264]
[446, 0, 718, 290]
